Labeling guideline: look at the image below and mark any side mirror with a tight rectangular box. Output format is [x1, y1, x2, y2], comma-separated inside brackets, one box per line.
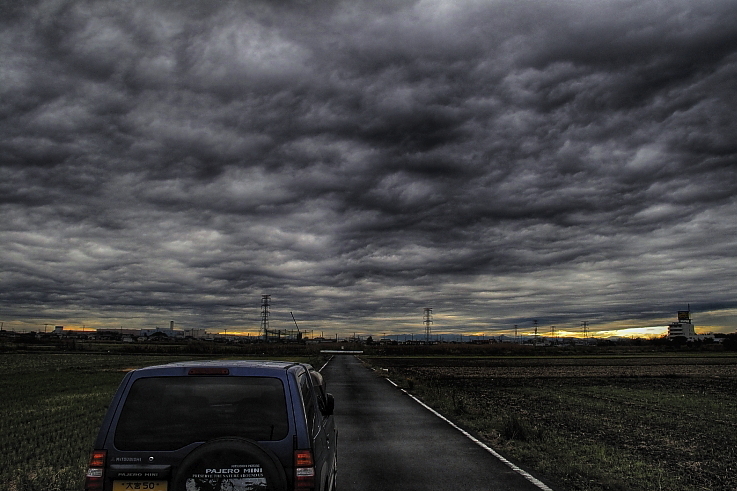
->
[321, 393, 335, 416]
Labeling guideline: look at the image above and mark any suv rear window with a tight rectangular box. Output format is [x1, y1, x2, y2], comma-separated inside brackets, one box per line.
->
[114, 376, 289, 451]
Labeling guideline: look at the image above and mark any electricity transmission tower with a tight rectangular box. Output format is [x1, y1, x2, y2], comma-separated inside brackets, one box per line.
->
[261, 295, 271, 341]
[423, 308, 433, 343]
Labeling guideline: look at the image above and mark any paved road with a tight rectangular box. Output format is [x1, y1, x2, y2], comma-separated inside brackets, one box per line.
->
[321, 355, 551, 491]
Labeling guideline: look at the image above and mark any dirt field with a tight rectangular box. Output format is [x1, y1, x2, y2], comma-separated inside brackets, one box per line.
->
[366, 354, 737, 491]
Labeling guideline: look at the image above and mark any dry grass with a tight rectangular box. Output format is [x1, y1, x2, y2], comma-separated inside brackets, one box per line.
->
[368, 354, 737, 491]
[0, 352, 328, 491]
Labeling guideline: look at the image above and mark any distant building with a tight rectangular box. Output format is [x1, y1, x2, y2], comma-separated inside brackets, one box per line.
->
[51, 326, 95, 339]
[668, 309, 696, 339]
[306, 337, 334, 344]
[667, 309, 712, 341]
[141, 327, 185, 339]
[182, 328, 208, 339]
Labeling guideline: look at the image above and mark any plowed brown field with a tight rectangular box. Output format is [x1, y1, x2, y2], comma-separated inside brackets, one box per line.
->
[366, 354, 737, 491]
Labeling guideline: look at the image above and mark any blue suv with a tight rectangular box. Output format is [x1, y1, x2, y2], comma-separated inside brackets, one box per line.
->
[85, 360, 337, 491]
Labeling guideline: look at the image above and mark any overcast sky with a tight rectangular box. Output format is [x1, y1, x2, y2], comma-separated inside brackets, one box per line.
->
[2, 0, 736, 337]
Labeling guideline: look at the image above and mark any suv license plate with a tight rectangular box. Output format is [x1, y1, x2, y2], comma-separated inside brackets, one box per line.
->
[112, 481, 168, 491]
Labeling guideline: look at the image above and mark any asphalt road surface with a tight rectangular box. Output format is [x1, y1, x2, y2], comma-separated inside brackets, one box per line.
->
[321, 354, 552, 491]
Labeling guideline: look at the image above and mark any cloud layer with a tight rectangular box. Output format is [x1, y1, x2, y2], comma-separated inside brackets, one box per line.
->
[2, 0, 736, 336]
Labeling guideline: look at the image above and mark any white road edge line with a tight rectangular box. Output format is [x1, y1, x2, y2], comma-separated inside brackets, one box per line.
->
[386, 377, 554, 491]
[319, 355, 334, 372]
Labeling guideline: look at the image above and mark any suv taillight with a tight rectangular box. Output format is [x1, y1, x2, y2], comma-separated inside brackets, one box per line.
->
[294, 449, 315, 490]
[84, 449, 106, 491]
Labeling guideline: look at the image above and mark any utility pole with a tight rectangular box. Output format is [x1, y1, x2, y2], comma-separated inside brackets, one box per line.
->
[514, 324, 518, 343]
[581, 321, 589, 342]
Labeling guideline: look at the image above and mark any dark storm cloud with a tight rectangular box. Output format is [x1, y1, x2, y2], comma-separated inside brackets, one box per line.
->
[1, 0, 736, 335]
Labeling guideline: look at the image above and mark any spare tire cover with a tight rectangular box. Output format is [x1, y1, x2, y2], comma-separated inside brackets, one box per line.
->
[172, 438, 287, 491]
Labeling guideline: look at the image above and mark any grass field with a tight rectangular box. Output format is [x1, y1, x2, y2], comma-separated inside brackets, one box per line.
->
[0, 352, 325, 491]
[3, 350, 736, 491]
[366, 354, 737, 491]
